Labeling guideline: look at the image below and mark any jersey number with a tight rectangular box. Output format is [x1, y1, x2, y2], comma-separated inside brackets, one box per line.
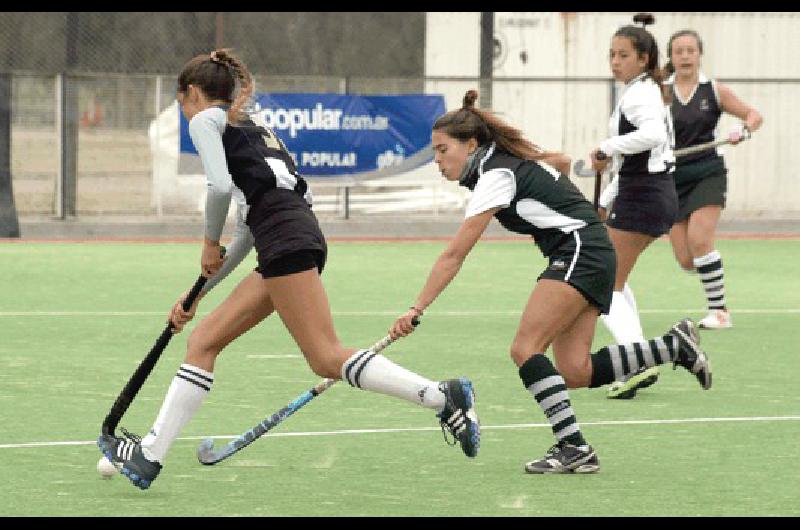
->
[260, 128, 282, 150]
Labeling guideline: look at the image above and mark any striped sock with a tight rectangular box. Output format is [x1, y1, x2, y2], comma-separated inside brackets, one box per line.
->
[140, 363, 214, 463]
[694, 250, 726, 311]
[519, 354, 586, 447]
[589, 334, 679, 387]
[340, 349, 445, 411]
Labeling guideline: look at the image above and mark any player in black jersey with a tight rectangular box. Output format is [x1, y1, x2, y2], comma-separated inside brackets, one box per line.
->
[593, 25, 676, 400]
[664, 29, 763, 330]
[390, 90, 712, 475]
[99, 50, 479, 490]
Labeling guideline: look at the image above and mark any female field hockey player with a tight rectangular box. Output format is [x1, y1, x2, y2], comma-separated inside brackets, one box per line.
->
[389, 89, 712, 475]
[663, 29, 763, 330]
[98, 49, 479, 490]
[592, 25, 677, 400]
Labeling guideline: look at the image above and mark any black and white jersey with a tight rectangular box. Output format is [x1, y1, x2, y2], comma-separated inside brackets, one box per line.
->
[462, 143, 605, 256]
[665, 72, 723, 165]
[188, 106, 317, 290]
[189, 106, 312, 207]
[600, 73, 672, 176]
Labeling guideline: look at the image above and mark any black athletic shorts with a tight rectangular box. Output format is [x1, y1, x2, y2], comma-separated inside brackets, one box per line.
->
[246, 188, 328, 279]
[537, 226, 616, 314]
[674, 157, 728, 222]
[606, 171, 678, 238]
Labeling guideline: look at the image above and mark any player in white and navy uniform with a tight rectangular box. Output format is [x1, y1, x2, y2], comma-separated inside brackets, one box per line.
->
[98, 49, 480, 490]
[592, 25, 677, 400]
[664, 29, 762, 330]
[391, 90, 711, 475]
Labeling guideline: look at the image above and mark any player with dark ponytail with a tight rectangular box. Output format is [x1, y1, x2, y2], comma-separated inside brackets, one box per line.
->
[98, 49, 481, 490]
[391, 89, 711, 474]
[593, 24, 678, 400]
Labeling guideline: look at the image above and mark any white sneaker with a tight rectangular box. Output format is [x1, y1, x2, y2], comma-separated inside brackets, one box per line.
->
[698, 309, 732, 329]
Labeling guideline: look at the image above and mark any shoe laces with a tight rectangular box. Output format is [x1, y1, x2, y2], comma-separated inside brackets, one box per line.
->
[668, 332, 681, 371]
[439, 419, 458, 447]
[120, 427, 142, 445]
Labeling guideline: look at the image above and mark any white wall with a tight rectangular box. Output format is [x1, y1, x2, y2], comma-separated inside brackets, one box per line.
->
[424, 12, 800, 219]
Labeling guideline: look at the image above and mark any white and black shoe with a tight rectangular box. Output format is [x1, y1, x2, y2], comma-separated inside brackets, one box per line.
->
[698, 309, 732, 329]
[437, 377, 480, 458]
[669, 318, 712, 390]
[97, 428, 162, 490]
[525, 441, 599, 474]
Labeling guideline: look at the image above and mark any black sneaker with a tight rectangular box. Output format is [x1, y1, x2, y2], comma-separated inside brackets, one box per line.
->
[97, 428, 162, 490]
[669, 318, 712, 390]
[525, 441, 599, 474]
[437, 377, 480, 458]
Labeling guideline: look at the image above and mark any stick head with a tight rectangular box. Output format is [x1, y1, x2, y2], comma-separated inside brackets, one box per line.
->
[573, 159, 597, 178]
[633, 13, 655, 27]
[197, 438, 217, 465]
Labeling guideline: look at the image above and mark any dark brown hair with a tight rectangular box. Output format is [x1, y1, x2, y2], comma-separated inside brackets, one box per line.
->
[177, 48, 254, 123]
[613, 25, 664, 89]
[432, 90, 551, 161]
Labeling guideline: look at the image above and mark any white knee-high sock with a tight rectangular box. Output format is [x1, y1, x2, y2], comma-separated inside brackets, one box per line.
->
[140, 363, 214, 463]
[622, 282, 638, 316]
[601, 291, 645, 344]
[341, 350, 446, 412]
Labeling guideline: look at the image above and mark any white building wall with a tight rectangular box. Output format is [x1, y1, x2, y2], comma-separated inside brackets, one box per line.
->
[424, 11, 800, 219]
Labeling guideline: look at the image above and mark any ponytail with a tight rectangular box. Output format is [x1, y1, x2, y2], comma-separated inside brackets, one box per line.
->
[614, 25, 664, 90]
[178, 48, 254, 124]
[435, 89, 554, 162]
[209, 49, 254, 123]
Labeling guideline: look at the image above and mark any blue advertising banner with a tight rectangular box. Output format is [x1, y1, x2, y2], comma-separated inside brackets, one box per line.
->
[179, 93, 445, 177]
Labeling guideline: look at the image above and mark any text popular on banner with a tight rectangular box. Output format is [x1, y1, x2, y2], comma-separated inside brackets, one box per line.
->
[180, 93, 446, 177]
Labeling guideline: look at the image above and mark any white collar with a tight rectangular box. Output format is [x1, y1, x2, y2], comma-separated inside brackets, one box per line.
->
[626, 72, 648, 86]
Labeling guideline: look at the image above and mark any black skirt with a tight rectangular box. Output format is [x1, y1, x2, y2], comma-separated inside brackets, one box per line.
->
[246, 188, 328, 279]
[674, 158, 728, 221]
[606, 172, 678, 238]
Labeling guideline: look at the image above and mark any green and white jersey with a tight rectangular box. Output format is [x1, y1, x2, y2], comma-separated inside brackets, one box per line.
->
[462, 143, 607, 256]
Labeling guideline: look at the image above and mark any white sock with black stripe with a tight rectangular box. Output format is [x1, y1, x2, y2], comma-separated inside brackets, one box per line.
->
[140, 363, 214, 463]
[694, 250, 727, 311]
[340, 349, 445, 411]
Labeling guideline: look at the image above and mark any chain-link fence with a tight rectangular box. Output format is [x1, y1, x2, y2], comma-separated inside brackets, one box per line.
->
[4, 12, 800, 223]
[0, 12, 425, 77]
[3, 12, 436, 219]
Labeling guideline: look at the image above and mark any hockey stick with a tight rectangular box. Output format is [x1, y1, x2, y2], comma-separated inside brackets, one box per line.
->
[101, 248, 225, 437]
[197, 317, 420, 465]
[571, 153, 608, 209]
[592, 152, 607, 210]
[673, 130, 750, 158]
[575, 135, 750, 178]
[633, 12, 655, 28]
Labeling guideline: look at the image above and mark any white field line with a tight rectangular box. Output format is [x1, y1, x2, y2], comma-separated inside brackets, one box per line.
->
[2, 415, 799, 450]
[1, 309, 798, 317]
